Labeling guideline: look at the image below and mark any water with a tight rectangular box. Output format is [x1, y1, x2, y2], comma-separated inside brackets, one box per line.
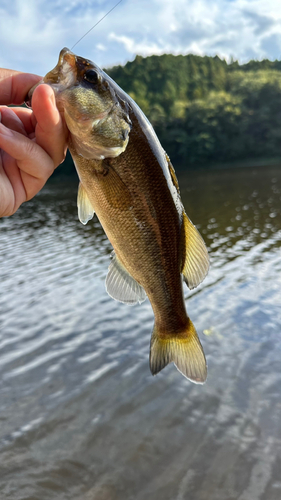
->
[0, 165, 281, 500]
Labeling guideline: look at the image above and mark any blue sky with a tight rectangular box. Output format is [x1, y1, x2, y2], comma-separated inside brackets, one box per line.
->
[1, 0, 281, 76]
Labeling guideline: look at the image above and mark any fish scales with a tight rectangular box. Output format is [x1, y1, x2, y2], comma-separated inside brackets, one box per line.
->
[28, 48, 210, 383]
[71, 113, 184, 325]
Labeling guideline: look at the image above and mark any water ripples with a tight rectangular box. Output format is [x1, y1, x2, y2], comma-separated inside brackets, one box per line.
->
[1, 168, 281, 499]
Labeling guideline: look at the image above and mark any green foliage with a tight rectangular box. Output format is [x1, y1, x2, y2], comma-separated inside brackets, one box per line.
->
[108, 53, 228, 107]
[106, 54, 281, 168]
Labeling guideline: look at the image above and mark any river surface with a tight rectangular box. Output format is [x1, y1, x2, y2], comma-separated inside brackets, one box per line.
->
[0, 165, 281, 500]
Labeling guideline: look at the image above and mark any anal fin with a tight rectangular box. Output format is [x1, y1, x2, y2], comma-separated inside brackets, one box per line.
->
[181, 212, 209, 289]
[106, 252, 147, 305]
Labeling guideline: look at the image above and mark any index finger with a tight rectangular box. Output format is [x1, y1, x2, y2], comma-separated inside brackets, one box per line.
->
[0, 69, 42, 105]
[0, 106, 34, 135]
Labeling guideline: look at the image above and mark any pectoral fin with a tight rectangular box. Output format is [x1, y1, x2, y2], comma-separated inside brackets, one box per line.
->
[180, 212, 209, 289]
[98, 163, 133, 211]
[77, 182, 95, 225]
[106, 252, 147, 305]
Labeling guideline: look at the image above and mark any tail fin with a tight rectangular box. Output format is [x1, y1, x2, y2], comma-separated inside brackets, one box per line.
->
[149, 318, 207, 384]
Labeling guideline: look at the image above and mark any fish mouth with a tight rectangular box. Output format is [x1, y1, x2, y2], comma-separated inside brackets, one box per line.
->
[26, 48, 112, 116]
[44, 49, 122, 123]
[43, 47, 77, 90]
[25, 47, 131, 157]
[25, 48, 77, 106]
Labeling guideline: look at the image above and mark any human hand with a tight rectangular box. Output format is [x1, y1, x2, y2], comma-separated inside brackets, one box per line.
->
[0, 69, 68, 217]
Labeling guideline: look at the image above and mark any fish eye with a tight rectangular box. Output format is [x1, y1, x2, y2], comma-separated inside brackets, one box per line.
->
[84, 69, 99, 84]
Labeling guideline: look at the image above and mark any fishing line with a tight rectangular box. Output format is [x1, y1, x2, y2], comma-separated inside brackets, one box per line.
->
[71, 0, 123, 50]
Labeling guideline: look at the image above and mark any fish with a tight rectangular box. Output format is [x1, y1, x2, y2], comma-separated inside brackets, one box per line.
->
[28, 48, 210, 383]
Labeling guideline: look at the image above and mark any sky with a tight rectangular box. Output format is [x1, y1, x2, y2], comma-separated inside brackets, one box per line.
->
[1, 0, 281, 76]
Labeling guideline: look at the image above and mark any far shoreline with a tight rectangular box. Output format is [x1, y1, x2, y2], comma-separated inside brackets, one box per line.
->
[177, 157, 281, 173]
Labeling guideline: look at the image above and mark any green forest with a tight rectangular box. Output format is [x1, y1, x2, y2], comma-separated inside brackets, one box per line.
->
[62, 53, 281, 173]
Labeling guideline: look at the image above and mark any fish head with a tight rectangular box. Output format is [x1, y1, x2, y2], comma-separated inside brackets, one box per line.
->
[29, 48, 132, 160]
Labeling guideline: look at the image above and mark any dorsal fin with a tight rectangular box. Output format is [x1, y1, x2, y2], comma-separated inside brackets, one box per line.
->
[180, 212, 209, 289]
[105, 252, 147, 305]
[77, 182, 95, 225]
[166, 153, 180, 194]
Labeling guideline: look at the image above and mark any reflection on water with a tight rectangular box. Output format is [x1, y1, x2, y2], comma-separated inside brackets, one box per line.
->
[0, 166, 281, 500]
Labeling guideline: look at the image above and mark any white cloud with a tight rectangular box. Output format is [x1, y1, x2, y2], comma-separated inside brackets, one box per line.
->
[96, 43, 106, 52]
[108, 33, 168, 57]
[1, 0, 281, 77]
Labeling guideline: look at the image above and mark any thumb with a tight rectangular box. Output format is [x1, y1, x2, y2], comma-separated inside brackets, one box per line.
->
[32, 84, 68, 167]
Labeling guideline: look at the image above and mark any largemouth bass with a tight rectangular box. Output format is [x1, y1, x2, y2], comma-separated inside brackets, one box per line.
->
[29, 48, 209, 383]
